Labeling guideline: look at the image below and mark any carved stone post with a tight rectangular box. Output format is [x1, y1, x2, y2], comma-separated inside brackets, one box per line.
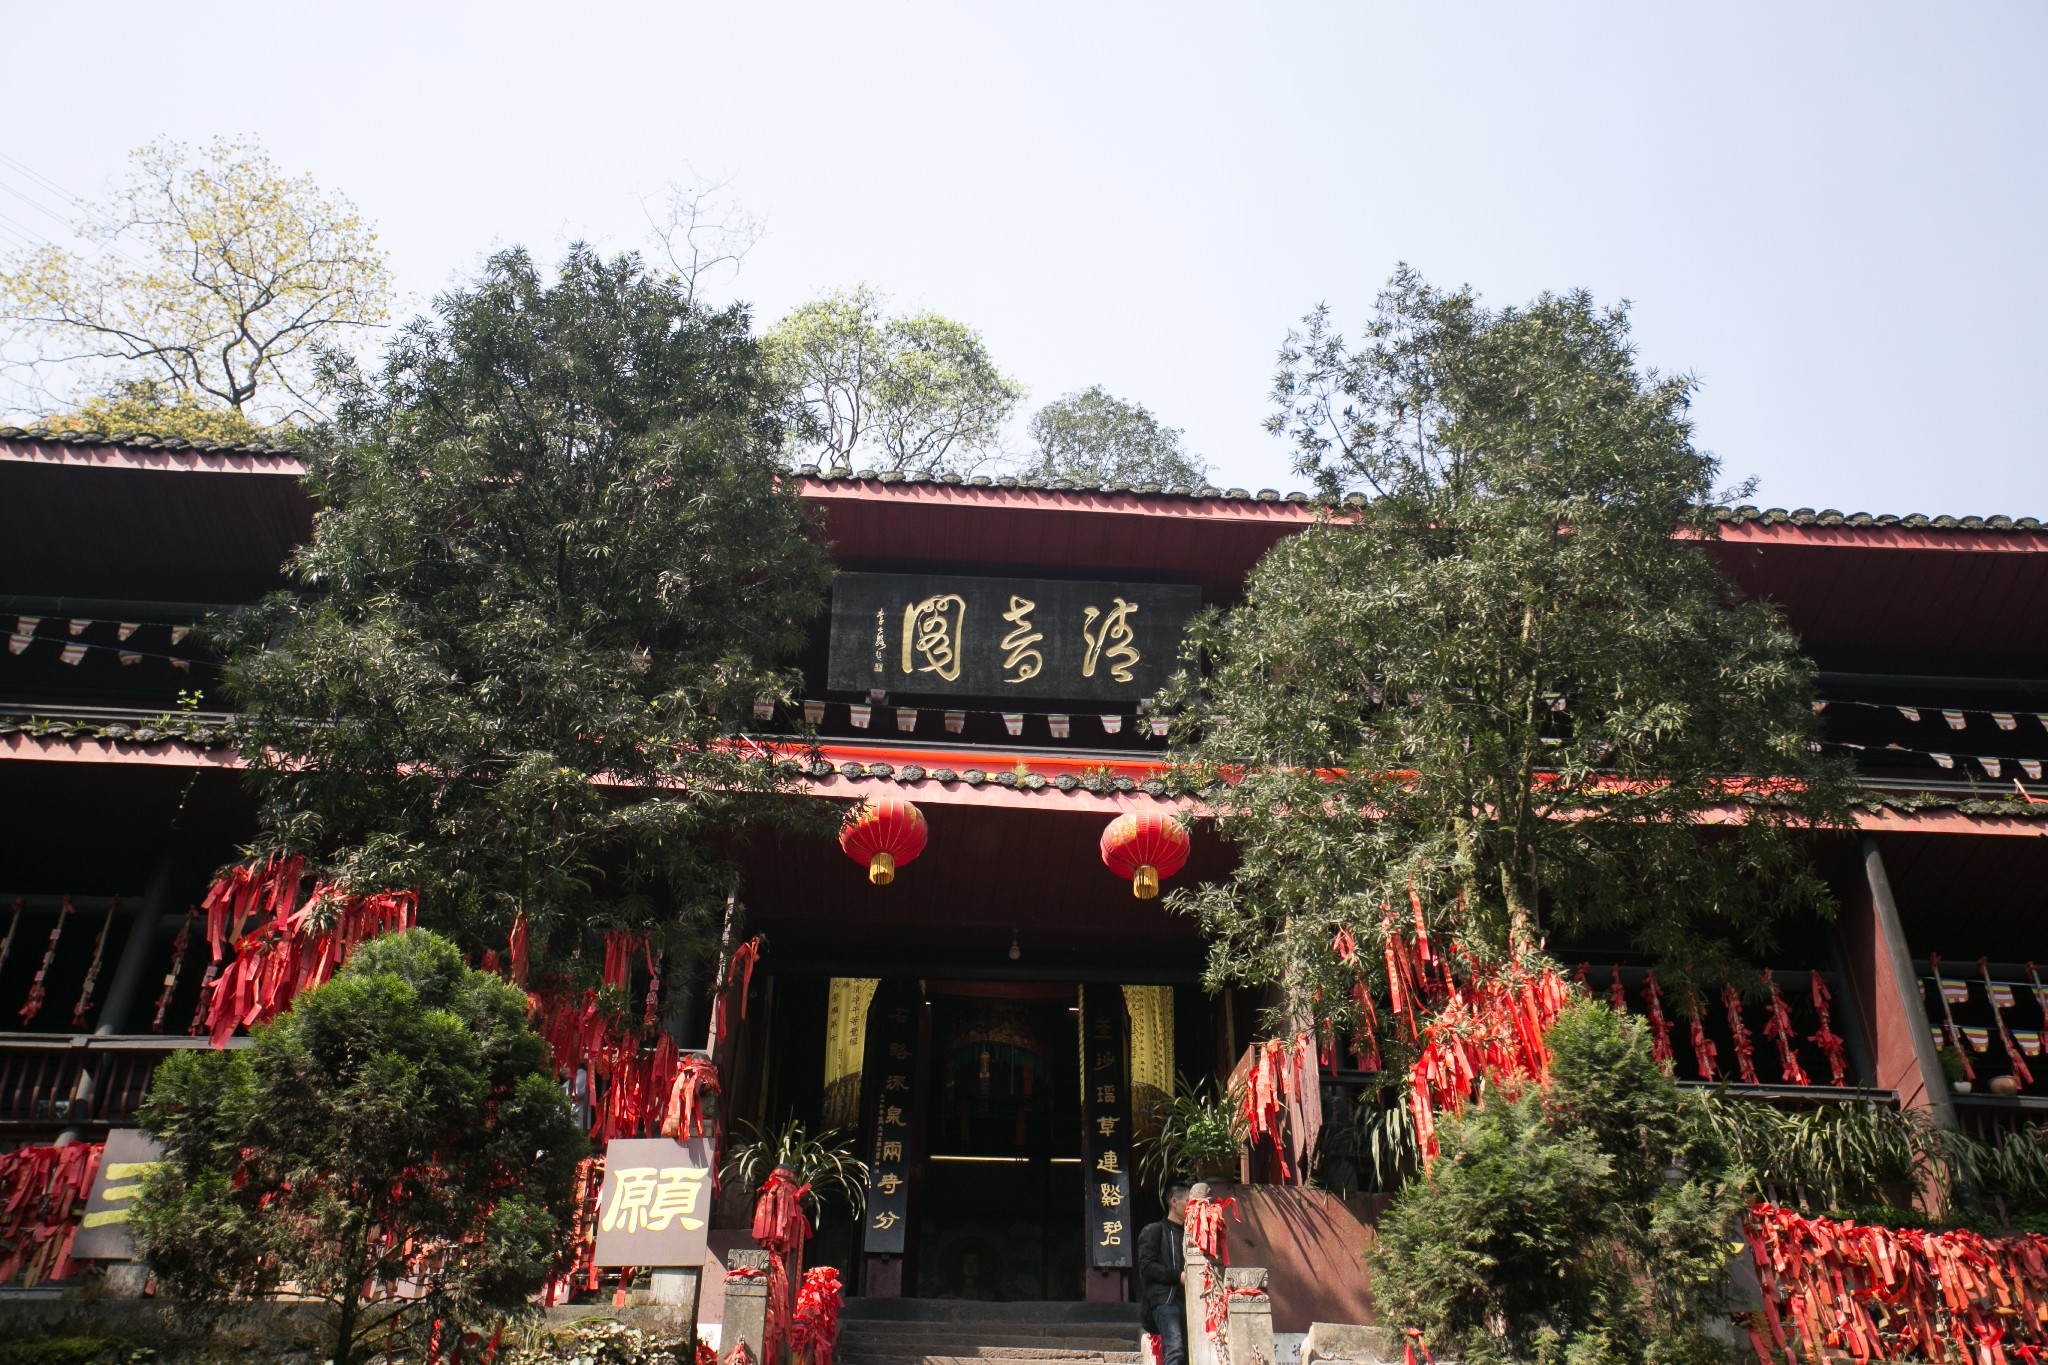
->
[1223, 1268, 1274, 1365]
[1182, 1183, 1222, 1365]
[724, 1249, 771, 1362]
[1182, 1229, 1221, 1365]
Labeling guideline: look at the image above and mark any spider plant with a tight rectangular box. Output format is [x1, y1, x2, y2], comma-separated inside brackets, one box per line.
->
[1348, 1092, 1419, 1194]
[1688, 1092, 1955, 1216]
[1138, 1075, 1248, 1196]
[720, 1116, 871, 1227]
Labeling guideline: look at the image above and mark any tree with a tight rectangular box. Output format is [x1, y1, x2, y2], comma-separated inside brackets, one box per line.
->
[640, 171, 764, 310]
[217, 245, 832, 971]
[765, 285, 1023, 476]
[1168, 270, 1850, 1021]
[1019, 385, 1208, 487]
[0, 136, 392, 422]
[132, 931, 586, 1365]
[1372, 1002, 1743, 1365]
[42, 377, 267, 444]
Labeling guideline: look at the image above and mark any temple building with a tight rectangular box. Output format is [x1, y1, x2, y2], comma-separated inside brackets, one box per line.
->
[2, 424, 2047, 1325]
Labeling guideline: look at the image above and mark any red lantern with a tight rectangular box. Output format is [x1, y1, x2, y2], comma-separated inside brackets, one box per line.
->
[839, 798, 928, 886]
[1100, 811, 1190, 899]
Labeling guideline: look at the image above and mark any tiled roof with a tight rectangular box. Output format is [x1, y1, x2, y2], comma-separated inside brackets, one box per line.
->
[0, 425, 302, 458]
[800, 468, 2044, 529]
[796, 465, 1319, 503]
[5, 432, 2035, 529]
[1711, 506, 2045, 532]
[0, 712, 236, 749]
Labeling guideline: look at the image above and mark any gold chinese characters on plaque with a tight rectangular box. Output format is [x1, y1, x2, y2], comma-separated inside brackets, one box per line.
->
[828, 573, 1200, 702]
[592, 1137, 716, 1268]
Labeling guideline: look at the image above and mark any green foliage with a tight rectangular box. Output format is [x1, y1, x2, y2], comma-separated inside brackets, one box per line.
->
[1372, 1001, 1744, 1365]
[0, 1338, 143, 1365]
[502, 1318, 703, 1364]
[0, 136, 390, 419]
[42, 378, 270, 444]
[1314, 1088, 1417, 1195]
[720, 1116, 871, 1227]
[1691, 1093, 2048, 1228]
[132, 930, 586, 1365]
[1688, 1094, 1945, 1215]
[765, 284, 1023, 476]
[1137, 1075, 1248, 1196]
[1019, 386, 1208, 488]
[1168, 270, 1852, 1024]
[1953, 1125, 2048, 1218]
[217, 246, 832, 970]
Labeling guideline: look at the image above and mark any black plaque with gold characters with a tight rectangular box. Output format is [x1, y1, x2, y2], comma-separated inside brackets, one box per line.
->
[1078, 984, 1134, 1269]
[827, 573, 1201, 702]
[861, 982, 921, 1256]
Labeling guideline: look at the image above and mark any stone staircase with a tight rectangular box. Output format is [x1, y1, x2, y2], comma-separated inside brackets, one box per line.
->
[836, 1299, 1146, 1365]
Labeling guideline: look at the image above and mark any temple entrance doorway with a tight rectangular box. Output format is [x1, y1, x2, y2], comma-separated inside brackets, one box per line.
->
[914, 984, 1084, 1300]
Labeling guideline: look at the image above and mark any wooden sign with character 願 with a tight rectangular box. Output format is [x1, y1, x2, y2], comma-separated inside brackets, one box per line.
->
[591, 1136, 716, 1267]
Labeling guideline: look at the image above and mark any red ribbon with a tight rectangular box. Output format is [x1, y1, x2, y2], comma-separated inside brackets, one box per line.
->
[1761, 971, 1812, 1087]
[1724, 983, 1760, 1085]
[0, 1141, 103, 1285]
[197, 874, 417, 1047]
[663, 1054, 721, 1141]
[789, 1266, 844, 1365]
[1743, 1201, 2048, 1363]
[1810, 972, 1851, 1088]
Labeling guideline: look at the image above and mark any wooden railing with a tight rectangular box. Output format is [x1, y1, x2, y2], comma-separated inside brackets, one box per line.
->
[0, 1034, 232, 1134]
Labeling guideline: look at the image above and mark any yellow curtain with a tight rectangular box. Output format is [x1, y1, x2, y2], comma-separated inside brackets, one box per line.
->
[1123, 984, 1174, 1141]
[823, 978, 880, 1128]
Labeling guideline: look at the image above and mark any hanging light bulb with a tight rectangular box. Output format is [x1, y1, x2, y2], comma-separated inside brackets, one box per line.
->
[1008, 929, 1021, 961]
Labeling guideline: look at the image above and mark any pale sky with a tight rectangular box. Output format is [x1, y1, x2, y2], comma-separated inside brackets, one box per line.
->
[5, 2, 2043, 515]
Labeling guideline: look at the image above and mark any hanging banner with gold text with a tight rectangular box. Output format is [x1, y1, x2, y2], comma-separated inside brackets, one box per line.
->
[1079, 984, 1134, 1269]
[860, 982, 922, 1256]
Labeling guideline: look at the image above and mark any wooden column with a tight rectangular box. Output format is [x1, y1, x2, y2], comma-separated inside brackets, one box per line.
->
[1855, 835, 1959, 1127]
[97, 842, 184, 1035]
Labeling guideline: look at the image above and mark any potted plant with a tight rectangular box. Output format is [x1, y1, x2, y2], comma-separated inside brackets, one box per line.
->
[721, 1116, 872, 1228]
[1139, 1076, 1248, 1195]
[1938, 1046, 1971, 1094]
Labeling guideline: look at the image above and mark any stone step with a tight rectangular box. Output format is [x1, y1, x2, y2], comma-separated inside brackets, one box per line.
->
[838, 1343, 1144, 1362]
[844, 1358, 1145, 1365]
[840, 1299, 1141, 1327]
[840, 1329, 1140, 1350]
[838, 1349, 1144, 1361]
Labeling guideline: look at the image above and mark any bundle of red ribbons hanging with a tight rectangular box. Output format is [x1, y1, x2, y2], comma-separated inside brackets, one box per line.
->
[1384, 927, 1572, 1164]
[1743, 1201, 2048, 1364]
[1241, 1034, 1317, 1180]
[753, 1170, 813, 1365]
[527, 989, 721, 1144]
[542, 1155, 606, 1306]
[195, 856, 417, 1046]
[1185, 1194, 1240, 1339]
[788, 1265, 844, 1365]
[0, 1142, 101, 1286]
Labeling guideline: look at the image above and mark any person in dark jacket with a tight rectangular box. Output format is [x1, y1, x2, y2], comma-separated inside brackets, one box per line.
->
[1137, 1183, 1191, 1365]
